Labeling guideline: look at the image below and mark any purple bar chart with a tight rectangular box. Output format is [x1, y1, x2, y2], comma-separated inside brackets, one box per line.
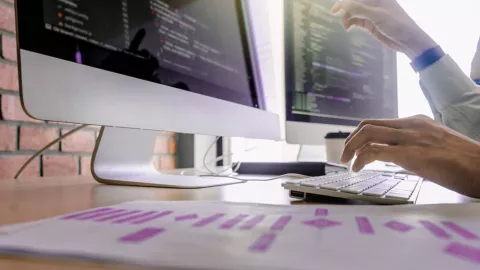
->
[119, 228, 165, 243]
[60, 208, 113, 220]
[315, 208, 328, 216]
[219, 215, 248, 229]
[442, 221, 478, 240]
[271, 216, 292, 231]
[95, 210, 142, 223]
[356, 217, 374, 235]
[193, 214, 225, 228]
[384, 220, 414, 233]
[419, 221, 451, 239]
[249, 233, 277, 253]
[444, 242, 480, 264]
[131, 211, 173, 225]
[239, 215, 265, 230]
[113, 211, 158, 224]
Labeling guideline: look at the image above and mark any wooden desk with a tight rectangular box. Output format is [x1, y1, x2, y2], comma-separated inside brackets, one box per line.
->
[0, 176, 476, 269]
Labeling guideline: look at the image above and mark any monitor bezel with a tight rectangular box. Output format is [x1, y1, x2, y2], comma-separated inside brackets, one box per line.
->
[13, 0, 280, 140]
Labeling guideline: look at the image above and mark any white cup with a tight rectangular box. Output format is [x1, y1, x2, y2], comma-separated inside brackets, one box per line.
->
[325, 132, 351, 166]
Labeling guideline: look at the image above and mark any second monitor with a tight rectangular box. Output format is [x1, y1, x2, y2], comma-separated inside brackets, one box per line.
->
[284, 0, 398, 146]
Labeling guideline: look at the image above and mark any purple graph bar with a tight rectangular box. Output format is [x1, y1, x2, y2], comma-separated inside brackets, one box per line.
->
[119, 228, 165, 243]
[356, 217, 374, 235]
[94, 210, 141, 222]
[419, 220, 451, 239]
[113, 211, 157, 224]
[219, 215, 248, 229]
[77, 209, 126, 221]
[193, 213, 225, 227]
[303, 219, 342, 230]
[239, 215, 265, 230]
[271, 216, 292, 231]
[442, 221, 479, 240]
[249, 233, 277, 253]
[131, 211, 173, 225]
[445, 242, 480, 264]
[60, 208, 113, 220]
[384, 220, 414, 233]
[175, 214, 198, 221]
[315, 208, 328, 216]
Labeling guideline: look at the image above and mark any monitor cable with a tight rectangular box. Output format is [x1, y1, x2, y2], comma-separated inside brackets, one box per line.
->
[15, 130, 311, 182]
[14, 125, 90, 179]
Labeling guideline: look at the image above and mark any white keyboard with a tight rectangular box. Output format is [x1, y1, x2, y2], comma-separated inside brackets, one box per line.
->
[282, 172, 423, 204]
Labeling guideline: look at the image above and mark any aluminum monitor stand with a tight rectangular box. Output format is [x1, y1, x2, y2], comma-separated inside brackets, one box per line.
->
[91, 127, 243, 188]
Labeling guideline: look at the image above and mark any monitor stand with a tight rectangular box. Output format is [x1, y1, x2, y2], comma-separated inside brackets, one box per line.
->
[91, 127, 243, 189]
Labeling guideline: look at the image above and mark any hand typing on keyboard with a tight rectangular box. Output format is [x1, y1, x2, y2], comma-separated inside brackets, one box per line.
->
[340, 115, 480, 199]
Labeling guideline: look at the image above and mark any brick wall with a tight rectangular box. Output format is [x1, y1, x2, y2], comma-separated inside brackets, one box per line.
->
[0, 0, 178, 179]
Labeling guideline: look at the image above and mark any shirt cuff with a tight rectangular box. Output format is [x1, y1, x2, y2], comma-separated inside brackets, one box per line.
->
[411, 46, 446, 73]
[419, 55, 477, 111]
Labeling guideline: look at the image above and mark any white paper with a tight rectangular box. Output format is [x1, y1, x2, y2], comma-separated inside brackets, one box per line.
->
[1, 201, 480, 269]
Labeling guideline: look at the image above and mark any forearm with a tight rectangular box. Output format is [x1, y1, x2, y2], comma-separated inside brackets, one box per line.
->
[418, 55, 479, 139]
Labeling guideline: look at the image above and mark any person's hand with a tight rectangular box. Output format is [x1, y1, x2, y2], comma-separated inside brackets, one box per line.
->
[471, 38, 480, 80]
[331, 0, 437, 60]
[341, 115, 480, 198]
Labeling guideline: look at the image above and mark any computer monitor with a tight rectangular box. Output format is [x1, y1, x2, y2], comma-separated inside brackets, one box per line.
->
[284, 0, 398, 146]
[16, 0, 280, 188]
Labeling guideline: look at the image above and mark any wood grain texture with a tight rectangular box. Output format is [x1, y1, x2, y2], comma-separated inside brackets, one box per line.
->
[0, 176, 474, 269]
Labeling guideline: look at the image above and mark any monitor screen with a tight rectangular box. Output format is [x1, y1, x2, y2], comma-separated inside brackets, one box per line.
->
[285, 0, 398, 127]
[17, 0, 262, 109]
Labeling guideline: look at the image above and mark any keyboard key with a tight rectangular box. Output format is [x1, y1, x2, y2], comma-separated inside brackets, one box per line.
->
[394, 174, 408, 180]
[363, 188, 389, 197]
[301, 178, 342, 187]
[299, 174, 355, 187]
[363, 178, 386, 186]
[286, 179, 305, 185]
[406, 175, 421, 182]
[375, 181, 400, 190]
[341, 185, 371, 194]
[393, 182, 417, 192]
[300, 179, 330, 187]
[385, 191, 411, 200]
[321, 178, 362, 190]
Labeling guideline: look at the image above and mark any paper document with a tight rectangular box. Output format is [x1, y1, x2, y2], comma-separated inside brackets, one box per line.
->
[0, 201, 480, 269]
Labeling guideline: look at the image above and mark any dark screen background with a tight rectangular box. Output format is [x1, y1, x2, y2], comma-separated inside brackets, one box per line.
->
[19, 0, 261, 108]
[285, 0, 398, 126]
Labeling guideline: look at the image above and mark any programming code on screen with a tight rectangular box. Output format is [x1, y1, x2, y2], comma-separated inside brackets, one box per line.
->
[290, 0, 397, 121]
[42, 0, 252, 103]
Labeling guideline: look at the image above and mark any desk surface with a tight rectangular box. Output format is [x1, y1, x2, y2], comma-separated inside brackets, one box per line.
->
[0, 176, 475, 269]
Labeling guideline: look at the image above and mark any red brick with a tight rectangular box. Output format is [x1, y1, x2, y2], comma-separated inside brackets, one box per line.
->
[0, 156, 39, 179]
[42, 155, 78, 177]
[0, 5, 15, 34]
[19, 126, 58, 151]
[154, 136, 168, 154]
[80, 156, 91, 176]
[168, 138, 177, 155]
[160, 156, 177, 170]
[0, 95, 43, 123]
[0, 63, 19, 91]
[0, 124, 15, 151]
[1, 35, 17, 62]
[61, 129, 95, 153]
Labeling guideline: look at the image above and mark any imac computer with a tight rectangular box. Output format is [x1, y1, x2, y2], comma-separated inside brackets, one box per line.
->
[15, 0, 280, 188]
[284, 0, 398, 149]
